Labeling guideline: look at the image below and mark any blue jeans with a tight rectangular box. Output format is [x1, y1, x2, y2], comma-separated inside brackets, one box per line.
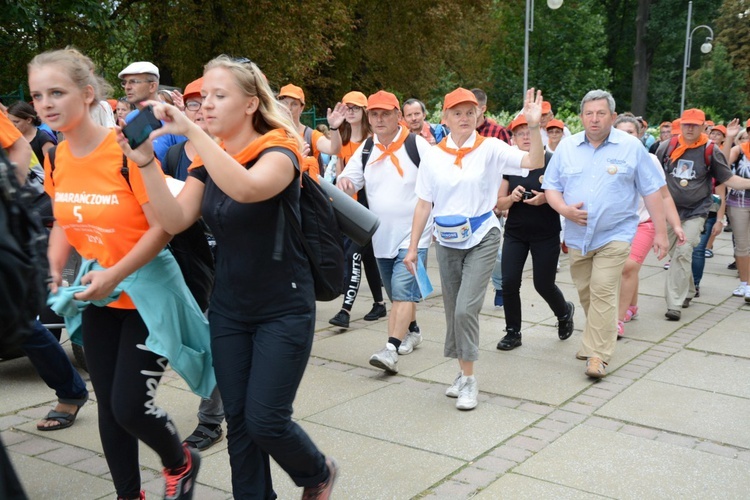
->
[692, 214, 717, 287]
[21, 320, 88, 404]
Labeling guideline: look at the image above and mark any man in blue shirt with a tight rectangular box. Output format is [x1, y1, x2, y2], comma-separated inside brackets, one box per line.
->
[542, 90, 668, 379]
[119, 61, 186, 165]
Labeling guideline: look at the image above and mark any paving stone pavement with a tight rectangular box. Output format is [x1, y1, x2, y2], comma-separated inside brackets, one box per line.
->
[2, 231, 749, 499]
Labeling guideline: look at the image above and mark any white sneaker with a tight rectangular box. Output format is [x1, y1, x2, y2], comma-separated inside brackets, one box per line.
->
[732, 284, 746, 297]
[456, 376, 478, 410]
[369, 344, 398, 374]
[398, 330, 423, 355]
[445, 372, 463, 398]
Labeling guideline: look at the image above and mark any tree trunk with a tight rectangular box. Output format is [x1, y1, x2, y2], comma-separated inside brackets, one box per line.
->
[630, 0, 652, 116]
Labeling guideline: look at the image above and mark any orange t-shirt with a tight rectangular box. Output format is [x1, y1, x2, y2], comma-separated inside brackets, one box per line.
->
[44, 130, 151, 309]
[339, 140, 362, 168]
[0, 111, 22, 149]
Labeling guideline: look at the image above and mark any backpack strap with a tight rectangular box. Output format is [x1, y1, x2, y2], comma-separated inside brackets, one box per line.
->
[660, 136, 680, 170]
[120, 154, 131, 188]
[404, 133, 421, 167]
[704, 141, 714, 170]
[48, 146, 57, 185]
[361, 137, 375, 166]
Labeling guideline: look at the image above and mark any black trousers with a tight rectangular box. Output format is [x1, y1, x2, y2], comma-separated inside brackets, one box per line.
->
[341, 237, 383, 311]
[209, 310, 327, 499]
[501, 232, 568, 331]
[82, 306, 183, 498]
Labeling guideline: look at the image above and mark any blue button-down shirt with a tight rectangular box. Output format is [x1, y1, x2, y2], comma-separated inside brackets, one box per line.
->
[542, 127, 665, 255]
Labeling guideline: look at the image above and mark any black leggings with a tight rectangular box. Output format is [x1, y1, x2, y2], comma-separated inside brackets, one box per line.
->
[82, 306, 183, 498]
[501, 232, 568, 331]
[341, 238, 383, 311]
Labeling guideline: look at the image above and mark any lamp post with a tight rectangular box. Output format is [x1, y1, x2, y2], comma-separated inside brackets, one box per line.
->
[523, 0, 564, 95]
[680, 1, 714, 115]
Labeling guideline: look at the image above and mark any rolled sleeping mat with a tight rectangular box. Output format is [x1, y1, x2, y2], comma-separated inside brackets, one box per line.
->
[317, 176, 380, 246]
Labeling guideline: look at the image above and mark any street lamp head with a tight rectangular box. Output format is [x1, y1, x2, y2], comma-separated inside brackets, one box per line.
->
[547, 0, 564, 9]
[700, 41, 713, 54]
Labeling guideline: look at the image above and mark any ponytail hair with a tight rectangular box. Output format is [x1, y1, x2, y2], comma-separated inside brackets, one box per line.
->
[203, 55, 304, 151]
[7, 101, 42, 127]
[28, 47, 113, 107]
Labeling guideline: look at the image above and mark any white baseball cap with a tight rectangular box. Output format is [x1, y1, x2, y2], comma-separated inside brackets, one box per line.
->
[118, 61, 160, 79]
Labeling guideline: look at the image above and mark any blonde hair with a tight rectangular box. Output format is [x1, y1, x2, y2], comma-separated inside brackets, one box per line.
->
[204, 55, 304, 151]
[28, 48, 112, 107]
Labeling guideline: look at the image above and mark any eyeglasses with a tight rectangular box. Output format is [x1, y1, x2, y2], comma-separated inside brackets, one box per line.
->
[345, 105, 362, 111]
[120, 79, 153, 88]
[185, 100, 202, 111]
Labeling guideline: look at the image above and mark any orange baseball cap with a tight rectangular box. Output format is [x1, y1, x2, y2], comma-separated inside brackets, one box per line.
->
[443, 88, 478, 110]
[712, 125, 727, 136]
[546, 118, 565, 130]
[659, 121, 672, 128]
[541, 101, 552, 114]
[671, 118, 681, 131]
[278, 84, 305, 104]
[705, 120, 715, 127]
[509, 115, 527, 131]
[107, 99, 117, 111]
[183, 77, 203, 100]
[367, 90, 400, 111]
[342, 91, 367, 108]
[746, 118, 750, 130]
[680, 108, 705, 126]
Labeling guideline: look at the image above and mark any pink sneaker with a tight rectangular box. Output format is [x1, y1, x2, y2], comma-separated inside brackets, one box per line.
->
[624, 305, 638, 323]
[617, 320, 624, 338]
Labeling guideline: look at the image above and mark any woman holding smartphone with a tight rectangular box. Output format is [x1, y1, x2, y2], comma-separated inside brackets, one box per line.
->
[29, 48, 205, 500]
[123, 56, 336, 499]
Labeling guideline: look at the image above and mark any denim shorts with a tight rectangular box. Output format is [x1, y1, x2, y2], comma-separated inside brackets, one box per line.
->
[377, 248, 428, 302]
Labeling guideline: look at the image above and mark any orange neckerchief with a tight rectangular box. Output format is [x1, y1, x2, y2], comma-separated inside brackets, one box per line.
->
[189, 128, 304, 171]
[741, 142, 750, 163]
[437, 133, 486, 168]
[370, 127, 410, 177]
[670, 133, 709, 162]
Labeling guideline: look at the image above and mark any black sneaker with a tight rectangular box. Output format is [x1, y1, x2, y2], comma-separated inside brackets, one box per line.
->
[556, 301, 575, 340]
[183, 423, 223, 451]
[363, 302, 386, 321]
[497, 328, 522, 350]
[728, 261, 737, 270]
[163, 444, 201, 500]
[694, 286, 700, 298]
[328, 310, 350, 328]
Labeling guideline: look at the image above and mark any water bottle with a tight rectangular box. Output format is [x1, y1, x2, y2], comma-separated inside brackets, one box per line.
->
[324, 155, 338, 183]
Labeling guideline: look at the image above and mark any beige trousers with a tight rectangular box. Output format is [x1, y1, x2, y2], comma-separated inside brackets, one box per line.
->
[568, 241, 630, 363]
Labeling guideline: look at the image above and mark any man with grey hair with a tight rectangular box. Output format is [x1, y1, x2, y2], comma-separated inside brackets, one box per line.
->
[119, 61, 186, 164]
[542, 89, 669, 378]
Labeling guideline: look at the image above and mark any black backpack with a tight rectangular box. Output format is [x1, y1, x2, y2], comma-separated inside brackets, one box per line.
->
[48, 147, 215, 311]
[274, 171, 345, 301]
[0, 146, 50, 355]
[361, 132, 421, 167]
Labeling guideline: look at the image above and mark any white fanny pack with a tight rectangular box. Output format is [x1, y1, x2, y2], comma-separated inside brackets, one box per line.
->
[434, 212, 493, 244]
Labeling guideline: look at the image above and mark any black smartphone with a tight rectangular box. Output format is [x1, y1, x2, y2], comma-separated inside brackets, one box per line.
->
[122, 106, 162, 150]
[522, 191, 534, 200]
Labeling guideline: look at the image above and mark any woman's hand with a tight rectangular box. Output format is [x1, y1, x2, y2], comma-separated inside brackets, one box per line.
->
[522, 88, 543, 128]
[73, 269, 121, 302]
[523, 189, 547, 206]
[510, 186, 525, 203]
[144, 100, 195, 139]
[726, 118, 742, 139]
[48, 270, 63, 295]
[115, 122, 156, 167]
[326, 102, 347, 130]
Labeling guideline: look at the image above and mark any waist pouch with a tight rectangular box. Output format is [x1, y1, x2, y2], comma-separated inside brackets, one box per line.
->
[434, 212, 492, 243]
